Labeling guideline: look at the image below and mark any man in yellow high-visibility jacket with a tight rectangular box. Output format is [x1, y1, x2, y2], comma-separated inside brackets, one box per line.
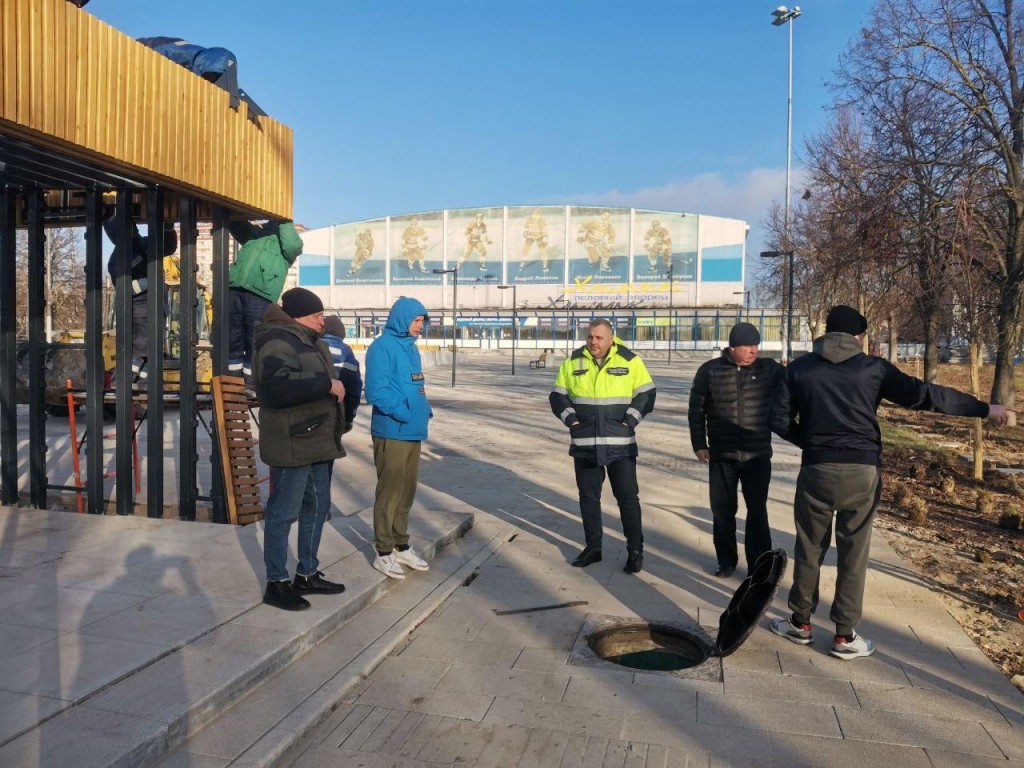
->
[549, 319, 657, 573]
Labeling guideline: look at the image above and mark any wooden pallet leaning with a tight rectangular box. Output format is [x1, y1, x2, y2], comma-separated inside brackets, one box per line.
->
[212, 375, 264, 525]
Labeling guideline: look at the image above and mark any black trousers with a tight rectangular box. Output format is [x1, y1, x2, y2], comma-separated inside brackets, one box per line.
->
[708, 455, 772, 571]
[573, 456, 643, 552]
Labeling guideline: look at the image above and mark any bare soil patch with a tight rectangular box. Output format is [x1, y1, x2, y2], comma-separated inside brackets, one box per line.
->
[877, 363, 1024, 689]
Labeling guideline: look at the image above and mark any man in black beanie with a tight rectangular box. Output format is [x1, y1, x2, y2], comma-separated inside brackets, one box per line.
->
[772, 305, 1012, 659]
[252, 287, 347, 610]
[689, 322, 789, 577]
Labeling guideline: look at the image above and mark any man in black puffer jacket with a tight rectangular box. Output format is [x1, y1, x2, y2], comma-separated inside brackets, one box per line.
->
[771, 305, 1012, 661]
[689, 322, 789, 578]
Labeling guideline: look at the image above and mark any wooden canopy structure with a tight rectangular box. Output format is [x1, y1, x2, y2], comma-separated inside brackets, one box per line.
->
[0, 0, 294, 519]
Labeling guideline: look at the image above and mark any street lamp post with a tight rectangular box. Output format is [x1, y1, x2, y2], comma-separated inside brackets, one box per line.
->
[760, 250, 794, 362]
[771, 5, 800, 364]
[497, 284, 517, 375]
[666, 262, 674, 365]
[433, 267, 459, 386]
[733, 290, 751, 314]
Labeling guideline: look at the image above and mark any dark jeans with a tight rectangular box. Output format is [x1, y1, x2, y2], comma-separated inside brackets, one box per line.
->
[708, 456, 772, 571]
[573, 456, 643, 552]
[229, 289, 272, 377]
[788, 463, 881, 636]
[263, 461, 331, 582]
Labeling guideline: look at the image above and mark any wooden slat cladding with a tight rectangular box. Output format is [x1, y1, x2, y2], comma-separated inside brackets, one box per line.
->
[0, 0, 292, 219]
[212, 375, 264, 525]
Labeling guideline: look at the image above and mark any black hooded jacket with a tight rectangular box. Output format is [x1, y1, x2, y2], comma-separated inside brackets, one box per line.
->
[787, 332, 990, 466]
[688, 349, 789, 462]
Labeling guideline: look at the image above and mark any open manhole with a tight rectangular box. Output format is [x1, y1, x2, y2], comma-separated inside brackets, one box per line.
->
[569, 549, 788, 680]
[587, 622, 710, 671]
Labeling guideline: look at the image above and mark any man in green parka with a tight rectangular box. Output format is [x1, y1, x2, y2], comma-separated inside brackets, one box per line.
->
[229, 219, 303, 383]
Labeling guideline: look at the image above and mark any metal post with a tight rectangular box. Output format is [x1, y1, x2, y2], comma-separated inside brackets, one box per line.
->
[0, 189, 18, 505]
[498, 284, 517, 375]
[83, 190, 105, 514]
[113, 189, 135, 515]
[209, 206, 231, 524]
[27, 189, 48, 508]
[787, 249, 795, 362]
[146, 186, 165, 517]
[178, 197, 198, 520]
[451, 269, 458, 387]
[667, 264, 674, 365]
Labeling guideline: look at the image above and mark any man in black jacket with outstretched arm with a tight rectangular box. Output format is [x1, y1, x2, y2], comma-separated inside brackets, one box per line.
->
[689, 322, 789, 578]
[771, 305, 1012, 660]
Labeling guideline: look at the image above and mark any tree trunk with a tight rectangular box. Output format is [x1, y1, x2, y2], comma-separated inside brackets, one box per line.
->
[970, 342, 984, 481]
[888, 313, 898, 363]
[990, 274, 1023, 417]
[858, 294, 869, 354]
[921, 303, 940, 383]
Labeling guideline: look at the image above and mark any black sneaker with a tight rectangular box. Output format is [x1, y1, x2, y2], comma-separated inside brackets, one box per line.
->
[624, 548, 644, 573]
[714, 564, 736, 578]
[572, 546, 602, 568]
[293, 571, 346, 595]
[263, 580, 311, 611]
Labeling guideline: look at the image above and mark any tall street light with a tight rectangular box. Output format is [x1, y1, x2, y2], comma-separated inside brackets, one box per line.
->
[666, 262, 674, 365]
[760, 250, 794, 362]
[433, 267, 459, 386]
[497, 284, 517, 375]
[733, 289, 751, 314]
[771, 4, 800, 364]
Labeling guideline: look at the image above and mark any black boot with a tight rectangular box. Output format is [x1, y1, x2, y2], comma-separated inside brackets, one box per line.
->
[293, 571, 346, 595]
[572, 546, 602, 568]
[624, 548, 644, 574]
[263, 580, 311, 611]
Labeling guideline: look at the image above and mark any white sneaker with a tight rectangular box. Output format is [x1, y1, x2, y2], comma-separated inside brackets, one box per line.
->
[395, 546, 429, 571]
[830, 632, 875, 660]
[373, 552, 405, 580]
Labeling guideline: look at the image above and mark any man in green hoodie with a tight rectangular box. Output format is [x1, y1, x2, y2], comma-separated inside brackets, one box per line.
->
[229, 220, 303, 384]
[253, 287, 346, 611]
[771, 305, 1012, 659]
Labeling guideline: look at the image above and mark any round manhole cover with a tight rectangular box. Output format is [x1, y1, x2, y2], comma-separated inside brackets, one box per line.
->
[587, 622, 711, 671]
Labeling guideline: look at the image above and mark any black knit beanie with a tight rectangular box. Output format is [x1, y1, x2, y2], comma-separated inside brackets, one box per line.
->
[728, 322, 761, 348]
[280, 287, 324, 319]
[825, 305, 867, 336]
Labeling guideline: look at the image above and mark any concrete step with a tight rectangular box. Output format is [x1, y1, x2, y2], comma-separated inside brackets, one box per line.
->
[0, 509, 475, 768]
[151, 520, 512, 768]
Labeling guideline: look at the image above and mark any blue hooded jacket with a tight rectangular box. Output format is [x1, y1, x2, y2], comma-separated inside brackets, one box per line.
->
[365, 297, 432, 440]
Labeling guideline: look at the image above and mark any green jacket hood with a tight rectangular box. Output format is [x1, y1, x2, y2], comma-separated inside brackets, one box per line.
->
[813, 332, 864, 364]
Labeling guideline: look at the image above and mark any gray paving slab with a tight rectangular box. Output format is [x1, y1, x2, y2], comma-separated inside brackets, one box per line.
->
[696, 690, 842, 737]
[834, 706, 1006, 756]
[768, 732, 932, 768]
[851, 679, 1007, 724]
[722, 669, 858, 707]
[436, 661, 570, 703]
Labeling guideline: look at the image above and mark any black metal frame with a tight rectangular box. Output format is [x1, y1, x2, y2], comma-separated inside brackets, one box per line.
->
[0, 133, 247, 521]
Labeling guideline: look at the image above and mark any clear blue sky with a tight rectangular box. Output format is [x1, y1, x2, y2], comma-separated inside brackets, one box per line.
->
[87, 1, 875, 257]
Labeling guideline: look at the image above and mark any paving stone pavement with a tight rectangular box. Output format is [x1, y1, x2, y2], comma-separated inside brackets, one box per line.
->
[258, 355, 1021, 768]
[5, 353, 1023, 767]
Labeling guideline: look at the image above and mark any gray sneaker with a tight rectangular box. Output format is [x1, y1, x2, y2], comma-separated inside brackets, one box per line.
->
[769, 617, 813, 645]
[830, 632, 875, 660]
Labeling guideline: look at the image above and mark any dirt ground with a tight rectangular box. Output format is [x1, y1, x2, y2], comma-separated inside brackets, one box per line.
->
[876, 362, 1024, 690]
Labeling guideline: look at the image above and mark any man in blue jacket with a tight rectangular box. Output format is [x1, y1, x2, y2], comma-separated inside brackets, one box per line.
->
[365, 297, 433, 579]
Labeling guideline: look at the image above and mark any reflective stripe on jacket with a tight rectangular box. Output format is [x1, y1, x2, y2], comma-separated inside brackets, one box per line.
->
[549, 341, 656, 466]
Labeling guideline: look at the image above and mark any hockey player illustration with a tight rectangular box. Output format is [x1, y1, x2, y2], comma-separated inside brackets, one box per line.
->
[576, 211, 616, 273]
[458, 213, 492, 269]
[348, 229, 375, 275]
[520, 209, 550, 272]
[401, 219, 429, 272]
[643, 220, 672, 273]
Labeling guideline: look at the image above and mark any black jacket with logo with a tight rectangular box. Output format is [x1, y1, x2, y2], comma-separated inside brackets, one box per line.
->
[787, 333, 990, 466]
[688, 350, 789, 462]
